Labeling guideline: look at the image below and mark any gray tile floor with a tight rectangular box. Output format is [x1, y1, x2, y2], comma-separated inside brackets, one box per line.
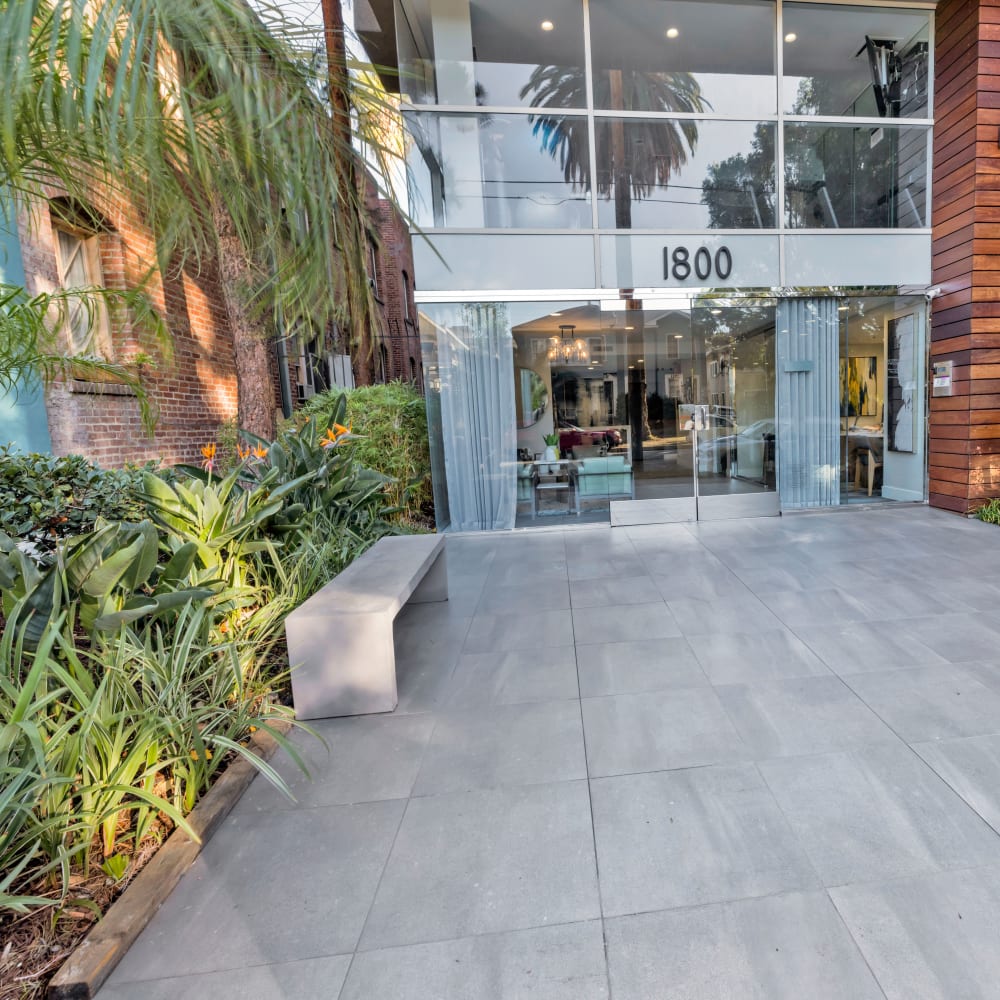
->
[98, 506, 1000, 1000]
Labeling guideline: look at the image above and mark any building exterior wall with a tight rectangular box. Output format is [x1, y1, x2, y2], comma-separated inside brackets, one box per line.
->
[930, 0, 1000, 513]
[15, 188, 241, 467]
[370, 194, 423, 390]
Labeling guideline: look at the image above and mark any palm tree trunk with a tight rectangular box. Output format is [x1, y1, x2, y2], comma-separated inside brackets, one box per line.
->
[321, 0, 373, 386]
[608, 71, 632, 230]
[212, 201, 276, 439]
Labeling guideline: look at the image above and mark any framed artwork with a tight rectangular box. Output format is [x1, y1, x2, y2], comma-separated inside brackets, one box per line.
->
[840, 356, 878, 417]
[887, 314, 916, 453]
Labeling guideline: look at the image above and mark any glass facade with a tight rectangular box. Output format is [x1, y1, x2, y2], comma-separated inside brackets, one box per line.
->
[389, 1, 933, 530]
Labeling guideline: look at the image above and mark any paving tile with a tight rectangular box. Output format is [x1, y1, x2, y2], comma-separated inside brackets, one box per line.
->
[831, 866, 1000, 1000]
[342, 921, 608, 1000]
[915, 733, 1000, 832]
[569, 574, 663, 609]
[665, 592, 783, 636]
[567, 555, 648, 581]
[445, 647, 579, 707]
[486, 559, 570, 586]
[110, 801, 405, 982]
[412, 700, 586, 796]
[605, 892, 883, 1000]
[234, 715, 435, 812]
[360, 782, 599, 950]
[591, 765, 818, 916]
[575, 637, 706, 697]
[476, 579, 571, 614]
[716, 675, 899, 759]
[572, 601, 681, 645]
[759, 744, 1000, 887]
[581, 688, 747, 777]
[463, 609, 575, 653]
[99, 955, 352, 999]
[794, 619, 949, 676]
[904, 613, 1000, 663]
[755, 588, 873, 627]
[687, 629, 830, 685]
[844, 664, 1000, 742]
[651, 564, 749, 602]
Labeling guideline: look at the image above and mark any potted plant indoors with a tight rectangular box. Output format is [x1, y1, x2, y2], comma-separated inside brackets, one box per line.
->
[543, 432, 560, 464]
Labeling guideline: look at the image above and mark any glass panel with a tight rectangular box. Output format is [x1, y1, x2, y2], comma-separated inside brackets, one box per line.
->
[691, 303, 776, 497]
[405, 112, 591, 229]
[511, 303, 624, 524]
[784, 123, 928, 228]
[839, 296, 927, 503]
[782, 4, 930, 118]
[593, 119, 776, 229]
[395, 0, 586, 108]
[589, 0, 776, 116]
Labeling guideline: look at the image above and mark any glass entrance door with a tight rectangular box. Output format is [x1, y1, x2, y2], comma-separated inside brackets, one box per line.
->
[611, 298, 779, 525]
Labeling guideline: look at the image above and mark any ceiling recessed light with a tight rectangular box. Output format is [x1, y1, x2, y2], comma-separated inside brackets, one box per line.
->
[665, 26, 680, 39]
[550, 311, 562, 316]
[838, 305, 849, 311]
[637, 358, 644, 362]
[628, 364, 635, 369]
[625, 324, 635, 330]
[710, 308, 722, 315]
[674, 334, 683, 339]
[541, 19, 554, 31]
[784, 32, 797, 42]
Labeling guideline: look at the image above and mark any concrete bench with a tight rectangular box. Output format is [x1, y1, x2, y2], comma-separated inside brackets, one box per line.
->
[285, 533, 448, 720]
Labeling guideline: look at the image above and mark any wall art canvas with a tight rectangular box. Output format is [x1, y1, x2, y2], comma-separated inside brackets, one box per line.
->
[887, 314, 915, 453]
[840, 356, 878, 417]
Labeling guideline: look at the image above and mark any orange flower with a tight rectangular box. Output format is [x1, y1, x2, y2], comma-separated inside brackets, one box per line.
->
[189, 748, 213, 761]
[236, 443, 250, 462]
[201, 442, 217, 473]
[252, 444, 268, 460]
[321, 423, 352, 448]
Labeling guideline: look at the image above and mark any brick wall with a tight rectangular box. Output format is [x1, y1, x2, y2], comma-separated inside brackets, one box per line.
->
[16, 188, 241, 468]
[367, 180, 424, 392]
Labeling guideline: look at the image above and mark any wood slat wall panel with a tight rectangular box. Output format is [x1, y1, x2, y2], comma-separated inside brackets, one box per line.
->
[931, 0, 983, 508]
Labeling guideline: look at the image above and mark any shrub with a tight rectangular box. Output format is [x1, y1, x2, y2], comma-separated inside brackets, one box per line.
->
[289, 382, 432, 525]
[976, 498, 1000, 524]
[0, 447, 152, 559]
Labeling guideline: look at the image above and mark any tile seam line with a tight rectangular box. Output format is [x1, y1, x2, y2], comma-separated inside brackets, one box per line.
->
[569, 526, 615, 1000]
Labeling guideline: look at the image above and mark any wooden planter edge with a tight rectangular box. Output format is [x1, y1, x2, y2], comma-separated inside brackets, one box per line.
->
[46, 719, 293, 1000]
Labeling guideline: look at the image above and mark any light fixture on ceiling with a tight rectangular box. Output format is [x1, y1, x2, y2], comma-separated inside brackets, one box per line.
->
[625, 324, 635, 330]
[548, 324, 588, 364]
[674, 334, 683, 339]
[637, 358, 644, 363]
[550, 311, 562, 317]
[541, 19, 554, 31]
[838, 305, 849, 312]
[784, 32, 797, 42]
[665, 26, 679, 39]
[710, 308, 722, 315]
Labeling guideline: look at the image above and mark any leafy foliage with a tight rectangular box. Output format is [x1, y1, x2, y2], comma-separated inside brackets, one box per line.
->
[0, 447, 152, 559]
[0, 409, 407, 920]
[976, 498, 1000, 525]
[290, 383, 433, 524]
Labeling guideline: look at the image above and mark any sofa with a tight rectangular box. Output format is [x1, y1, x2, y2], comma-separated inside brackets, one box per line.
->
[573, 456, 634, 502]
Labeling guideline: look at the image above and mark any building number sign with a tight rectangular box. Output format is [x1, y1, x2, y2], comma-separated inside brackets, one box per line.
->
[663, 245, 733, 282]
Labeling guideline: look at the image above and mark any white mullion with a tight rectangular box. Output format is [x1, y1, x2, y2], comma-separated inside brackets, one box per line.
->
[582, 0, 601, 285]
[777, 0, 786, 286]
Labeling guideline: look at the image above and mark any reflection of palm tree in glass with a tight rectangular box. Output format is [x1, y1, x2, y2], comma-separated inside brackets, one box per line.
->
[520, 68, 708, 228]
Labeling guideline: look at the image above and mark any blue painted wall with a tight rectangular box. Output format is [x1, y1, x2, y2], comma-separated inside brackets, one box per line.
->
[0, 192, 52, 453]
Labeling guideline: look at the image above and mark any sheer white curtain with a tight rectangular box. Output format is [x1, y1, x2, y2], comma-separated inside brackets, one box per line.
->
[433, 303, 517, 531]
[776, 298, 841, 508]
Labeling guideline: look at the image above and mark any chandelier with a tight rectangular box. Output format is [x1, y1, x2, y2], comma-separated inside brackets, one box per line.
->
[548, 324, 588, 364]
